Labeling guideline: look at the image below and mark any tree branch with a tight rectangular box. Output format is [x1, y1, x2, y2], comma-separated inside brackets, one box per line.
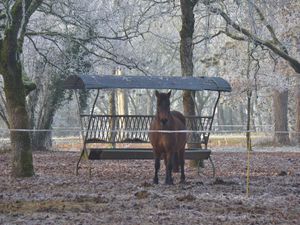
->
[26, 35, 66, 74]
[193, 30, 222, 45]
[203, 2, 300, 73]
[251, 2, 287, 53]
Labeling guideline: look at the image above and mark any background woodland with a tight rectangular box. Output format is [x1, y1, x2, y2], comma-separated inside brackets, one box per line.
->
[0, 0, 299, 177]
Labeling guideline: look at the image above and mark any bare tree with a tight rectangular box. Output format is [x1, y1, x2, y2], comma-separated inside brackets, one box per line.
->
[201, 0, 299, 144]
[201, 0, 300, 73]
[296, 76, 300, 144]
[0, 0, 161, 177]
[0, 0, 43, 177]
[180, 0, 198, 118]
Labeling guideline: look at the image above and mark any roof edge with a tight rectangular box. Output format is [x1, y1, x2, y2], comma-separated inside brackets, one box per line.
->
[64, 74, 232, 92]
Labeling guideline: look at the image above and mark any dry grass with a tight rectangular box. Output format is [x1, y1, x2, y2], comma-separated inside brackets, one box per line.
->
[1, 150, 300, 224]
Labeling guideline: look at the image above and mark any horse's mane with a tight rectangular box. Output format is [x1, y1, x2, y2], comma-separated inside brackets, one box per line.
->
[171, 111, 186, 126]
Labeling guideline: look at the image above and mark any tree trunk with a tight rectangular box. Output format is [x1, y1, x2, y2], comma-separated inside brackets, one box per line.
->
[255, 97, 263, 131]
[1, 52, 34, 177]
[227, 108, 234, 131]
[246, 91, 252, 151]
[147, 91, 155, 115]
[115, 69, 128, 116]
[239, 104, 245, 126]
[180, 0, 197, 135]
[180, 0, 200, 167]
[31, 103, 54, 151]
[28, 70, 68, 151]
[32, 131, 52, 151]
[109, 89, 116, 146]
[180, 0, 197, 118]
[295, 77, 300, 144]
[217, 104, 225, 130]
[0, 92, 10, 128]
[0, 0, 42, 177]
[273, 89, 290, 145]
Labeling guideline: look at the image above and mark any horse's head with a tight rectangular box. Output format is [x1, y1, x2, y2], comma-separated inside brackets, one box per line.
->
[155, 90, 171, 127]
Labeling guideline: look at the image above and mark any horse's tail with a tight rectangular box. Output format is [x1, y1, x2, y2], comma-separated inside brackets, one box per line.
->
[173, 152, 179, 173]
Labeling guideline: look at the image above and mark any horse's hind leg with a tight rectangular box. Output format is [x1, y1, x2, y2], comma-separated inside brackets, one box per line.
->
[153, 153, 161, 184]
[172, 152, 179, 173]
[165, 152, 174, 185]
[179, 150, 185, 183]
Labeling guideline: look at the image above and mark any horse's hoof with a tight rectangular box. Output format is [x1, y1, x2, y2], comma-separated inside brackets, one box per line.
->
[172, 168, 179, 173]
[179, 179, 186, 184]
[165, 180, 174, 185]
[180, 175, 186, 184]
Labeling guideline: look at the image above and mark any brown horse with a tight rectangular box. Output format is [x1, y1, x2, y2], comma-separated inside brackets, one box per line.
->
[149, 90, 187, 185]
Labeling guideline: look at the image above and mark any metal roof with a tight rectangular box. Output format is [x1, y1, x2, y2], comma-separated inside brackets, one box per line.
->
[64, 74, 232, 92]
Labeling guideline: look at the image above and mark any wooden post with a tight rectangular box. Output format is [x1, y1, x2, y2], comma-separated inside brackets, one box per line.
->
[115, 68, 128, 116]
[115, 68, 128, 141]
[109, 69, 117, 147]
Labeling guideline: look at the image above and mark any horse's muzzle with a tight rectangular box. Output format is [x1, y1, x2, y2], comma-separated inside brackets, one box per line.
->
[160, 119, 168, 126]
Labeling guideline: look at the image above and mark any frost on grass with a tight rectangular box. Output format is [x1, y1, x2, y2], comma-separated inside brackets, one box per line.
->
[0, 150, 299, 224]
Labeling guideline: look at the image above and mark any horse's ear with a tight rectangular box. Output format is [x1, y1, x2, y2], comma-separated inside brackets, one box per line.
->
[155, 90, 159, 98]
[167, 90, 171, 98]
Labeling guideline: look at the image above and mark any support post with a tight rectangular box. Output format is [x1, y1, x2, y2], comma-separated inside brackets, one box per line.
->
[76, 89, 100, 175]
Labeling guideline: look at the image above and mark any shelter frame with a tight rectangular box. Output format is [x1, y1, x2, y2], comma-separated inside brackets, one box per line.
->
[64, 74, 232, 176]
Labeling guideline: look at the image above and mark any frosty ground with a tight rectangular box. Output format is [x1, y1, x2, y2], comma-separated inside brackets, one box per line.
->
[0, 148, 299, 224]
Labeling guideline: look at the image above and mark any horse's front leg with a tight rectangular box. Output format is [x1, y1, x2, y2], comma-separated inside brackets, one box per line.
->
[179, 150, 185, 183]
[153, 153, 161, 184]
[165, 152, 174, 185]
[172, 152, 179, 173]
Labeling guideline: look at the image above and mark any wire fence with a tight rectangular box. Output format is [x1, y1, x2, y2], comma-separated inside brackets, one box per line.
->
[0, 125, 299, 152]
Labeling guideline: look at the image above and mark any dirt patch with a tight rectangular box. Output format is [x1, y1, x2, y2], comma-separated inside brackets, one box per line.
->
[0, 151, 300, 224]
